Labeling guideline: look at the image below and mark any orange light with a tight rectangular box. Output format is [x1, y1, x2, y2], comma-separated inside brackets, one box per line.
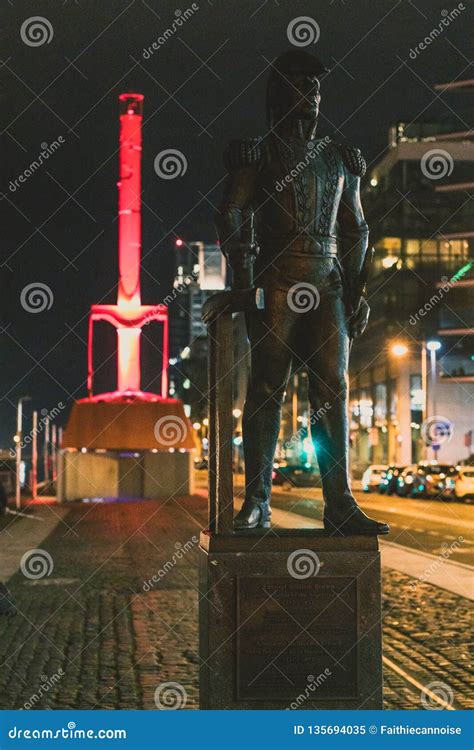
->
[391, 343, 409, 357]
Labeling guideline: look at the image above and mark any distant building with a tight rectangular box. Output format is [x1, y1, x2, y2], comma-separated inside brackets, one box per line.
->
[168, 241, 226, 358]
[168, 241, 228, 411]
[349, 85, 473, 471]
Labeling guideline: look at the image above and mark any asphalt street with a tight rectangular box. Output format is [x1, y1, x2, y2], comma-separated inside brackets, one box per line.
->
[228, 477, 474, 566]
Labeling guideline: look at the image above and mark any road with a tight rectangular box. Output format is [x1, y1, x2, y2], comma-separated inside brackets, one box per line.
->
[222, 474, 474, 566]
[0, 481, 472, 710]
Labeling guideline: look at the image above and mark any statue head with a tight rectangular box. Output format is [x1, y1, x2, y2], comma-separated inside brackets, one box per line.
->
[266, 50, 329, 128]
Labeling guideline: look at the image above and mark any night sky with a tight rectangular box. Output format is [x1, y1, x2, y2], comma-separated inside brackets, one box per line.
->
[1, 0, 472, 445]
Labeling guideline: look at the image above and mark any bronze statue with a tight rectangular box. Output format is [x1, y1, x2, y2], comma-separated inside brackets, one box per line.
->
[216, 50, 388, 536]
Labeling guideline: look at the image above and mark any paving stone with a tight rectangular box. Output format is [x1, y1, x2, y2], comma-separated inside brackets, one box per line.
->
[0, 499, 471, 710]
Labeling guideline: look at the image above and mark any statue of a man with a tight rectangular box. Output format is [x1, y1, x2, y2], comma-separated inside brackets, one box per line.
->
[216, 50, 388, 536]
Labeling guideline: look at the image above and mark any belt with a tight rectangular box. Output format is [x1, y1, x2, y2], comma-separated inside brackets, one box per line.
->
[260, 235, 338, 257]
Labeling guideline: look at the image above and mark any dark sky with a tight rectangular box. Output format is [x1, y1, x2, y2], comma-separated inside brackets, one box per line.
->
[1, 0, 472, 444]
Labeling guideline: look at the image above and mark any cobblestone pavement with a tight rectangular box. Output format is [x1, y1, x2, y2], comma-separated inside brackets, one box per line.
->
[0, 498, 471, 710]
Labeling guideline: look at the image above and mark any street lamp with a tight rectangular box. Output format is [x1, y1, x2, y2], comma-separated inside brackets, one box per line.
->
[390, 339, 442, 460]
[391, 342, 409, 358]
[32, 410, 38, 501]
[426, 340, 441, 420]
[15, 396, 31, 510]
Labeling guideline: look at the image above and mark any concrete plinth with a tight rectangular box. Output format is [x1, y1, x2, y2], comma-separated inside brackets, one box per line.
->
[59, 395, 195, 501]
[57, 449, 194, 501]
[199, 529, 382, 709]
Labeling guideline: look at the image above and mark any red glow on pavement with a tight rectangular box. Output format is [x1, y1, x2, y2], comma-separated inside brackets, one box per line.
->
[21, 496, 57, 506]
[86, 93, 169, 401]
[78, 391, 178, 404]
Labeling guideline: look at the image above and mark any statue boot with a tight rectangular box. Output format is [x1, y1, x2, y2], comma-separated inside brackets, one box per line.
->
[234, 499, 272, 530]
[323, 498, 389, 536]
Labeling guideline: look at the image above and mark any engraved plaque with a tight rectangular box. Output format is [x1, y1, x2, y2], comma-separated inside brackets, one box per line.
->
[236, 576, 358, 701]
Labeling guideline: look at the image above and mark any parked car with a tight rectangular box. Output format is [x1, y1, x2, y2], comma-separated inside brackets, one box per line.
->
[410, 463, 458, 499]
[448, 467, 474, 502]
[379, 465, 406, 495]
[362, 465, 387, 493]
[272, 461, 288, 486]
[194, 458, 208, 470]
[272, 463, 320, 489]
[396, 465, 417, 497]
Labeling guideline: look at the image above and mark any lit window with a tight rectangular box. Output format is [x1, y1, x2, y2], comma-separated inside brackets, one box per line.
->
[406, 239, 420, 256]
[421, 239, 437, 257]
[375, 237, 401, 253]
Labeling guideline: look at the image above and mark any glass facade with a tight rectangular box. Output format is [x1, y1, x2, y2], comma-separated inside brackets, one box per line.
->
[374, 236, 470, 273]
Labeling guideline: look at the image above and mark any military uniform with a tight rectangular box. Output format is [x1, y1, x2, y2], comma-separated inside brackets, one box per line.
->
[216, 50, 388, 536]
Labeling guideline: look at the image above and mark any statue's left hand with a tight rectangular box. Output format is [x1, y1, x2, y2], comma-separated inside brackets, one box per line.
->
[349, 296, 370, 338]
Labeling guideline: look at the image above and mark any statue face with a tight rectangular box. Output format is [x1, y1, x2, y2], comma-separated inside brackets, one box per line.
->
[283, 73, 321, 121]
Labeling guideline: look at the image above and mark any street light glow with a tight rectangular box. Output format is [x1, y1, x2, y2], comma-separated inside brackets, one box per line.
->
[382, 255, 398, 269]
[391, 343, 409, 357]
[427, 340, 441, 352]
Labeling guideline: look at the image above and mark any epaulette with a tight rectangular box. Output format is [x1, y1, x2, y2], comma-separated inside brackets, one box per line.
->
[336, 144, 366, 177]
[223, 138, 262, 172]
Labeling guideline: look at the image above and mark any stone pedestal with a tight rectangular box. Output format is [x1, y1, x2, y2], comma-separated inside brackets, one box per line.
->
[199, 291, 383, 711]
[199, 529, 382, 709]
